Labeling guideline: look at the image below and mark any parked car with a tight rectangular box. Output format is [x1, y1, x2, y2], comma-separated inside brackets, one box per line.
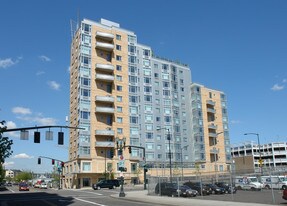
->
[155, 182, 182, 197]
[205, 183, 225, 194]
[179, 185, 198, 197]
[282, 188, 287, 200]
[214, 182, 237, 194]
[6, 182, 12, 187]
[40, 182, 48, 189]
[92, 179, 120, 190]
[19, 182, 29, 191]
[183, 182, 211, 196]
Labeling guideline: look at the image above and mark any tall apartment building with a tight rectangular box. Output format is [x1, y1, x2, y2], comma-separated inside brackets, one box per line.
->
[63, 18, 230, 188]
[190, 83, 231, 172]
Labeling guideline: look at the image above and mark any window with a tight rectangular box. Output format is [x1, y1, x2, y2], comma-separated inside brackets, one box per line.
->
[116, 55, 122, 61]
[163, 81, 170, 88]
[117, 117, 123, 123]
[129, 106, 138, 114]
[81, 77, 90, 86]
[117, 128, 123, 134]
[145, 114, 153, 121]
[131, 163, 137, 172]
[144, 95, 152, 102]
[130, 116, 138, 124]
[146, 143, 154, 150]
[129, 85, 137, 93]
[155, 90, 159, 95]
[130, 96, 138, 103]
[146, 124, 153, 131]
[117, 106, 123, 112]
[144, 105, 152, 112]
[116, 45, 121, 51]
[209, 92, 212, 98]
[144, 77, 151, 84]
[116, 65, 122, 71]
[156, 117, 160, 122]
[154, 64, 158, 68]
[82, 162, 91, 171]
[154, 73, 159, 78]
[144, 86, 151, 93]
[128, 45, 136, 53]
[81, 88, 90, 97]
[164, 116, 171, 123]
[129, 56, 136, 63]
[117, 96, 123, 102]
[81, 111, 90, 120]
[116, 34, 121, 40]
[146, 133, 153, 139]
[143, 49, 150, 57]
[129, 66, 137, 73]
[157, 145, 162, 150]
[163, 90, 170, 96]
[117, 85, 122, 91]
[116, 75, 122, 81]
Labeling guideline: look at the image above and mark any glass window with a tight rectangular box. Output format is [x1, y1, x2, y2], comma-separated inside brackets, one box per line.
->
[116, 65, 122, 71]
[144, 77, 151, 84]
[146, 133, 153, 139]
[117, 128, 123, 134]
[146, 124, 153, 131]
[116, 75, 122, 81]
[117, 96, 122, 102]
[82, 162, 91, 171]
[116, 55, 122, 61]
[116, 34, 121, 40]
[117, 117, 123, 123]
[130, 127, 139, 135]
[162, 74, 169, 80]
[144, 95, 152, 102]
[117, 85, 122, 91]
[130, 96, 138, 103]
[117, 106, 123, 113]
[81, 111, 90, 120]
[116, 45, 121, 51]
[129, 106, 138, 114]
[144, 105, 152, 112]
[146, 143, 154, 150]
[130, 116, 138, 124]
[145, 114, 153, 121]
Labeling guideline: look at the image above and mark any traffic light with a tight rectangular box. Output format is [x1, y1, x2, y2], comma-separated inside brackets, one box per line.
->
[110, 149, 114, 158]
[128, 146, 132, 154]
[144, 168, 148, 173]
[58, 132, 64, 145]
[34, 131, 40, 143]
[52, 159, 55, 165]
[37, 157, 41, 164]
[61, 162, 65, 167]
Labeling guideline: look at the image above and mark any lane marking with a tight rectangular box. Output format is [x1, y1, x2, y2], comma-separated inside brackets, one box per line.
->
[74, 197, 107, 206]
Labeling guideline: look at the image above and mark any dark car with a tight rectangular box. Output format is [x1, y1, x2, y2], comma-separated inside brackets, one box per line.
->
[183, 182, 211, 196]
[92, 179, 120, 190]
[19, 182, 29, 191]
[283, 188, 287, 200]
[215, 182, 237, 194]
[155, 182, 182, 197]
[205, 184, 225, 194]
[179, 185, 198, 197]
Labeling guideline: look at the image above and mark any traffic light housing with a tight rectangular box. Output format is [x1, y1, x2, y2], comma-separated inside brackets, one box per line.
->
[52, 159, 55, 165]
[110, 149, 114, 158]
[128, 146, 132, 154]
[61, 162, 65, 167]
[37, 157, 41, 164]
[58, 132, 64, 145]
[34, 131, 40, 143]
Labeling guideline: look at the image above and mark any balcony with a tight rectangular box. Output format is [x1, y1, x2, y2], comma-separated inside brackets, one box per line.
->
[95, 96, 114, 103]
[95, 74, 114, 82]
[208, 124, 217, 130]
[210, 147, 219, 154]
[95, 129, 115, 136]
[95, 64, 114, 72]
[209, 132, 217, 138]
[95, 106, 115, 114]
[96, 31, 114, 40]
[96, 42, 114, 51]
[95, 141, 115, 148]
[207, 108, 216, 113]
[207, 100, 215, 106]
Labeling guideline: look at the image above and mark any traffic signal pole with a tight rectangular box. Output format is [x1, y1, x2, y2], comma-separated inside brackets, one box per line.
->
[127, 145, 147, 190]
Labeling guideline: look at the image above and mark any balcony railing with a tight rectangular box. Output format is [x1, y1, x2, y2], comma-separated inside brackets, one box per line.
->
[95, 64, 114, 72]
[95, 74, 114, 82]
[208, 124, 217, 130]
[95, 96, 114, 103]
[96, 31, 114, 40]
[95, 141, 115, 148]
[206, 100, 215, 106]
[95, 106, 115, 114]
[95, 129, 115, 136]
[209, 132, 217, 138]
[207, 108, 216, 113]
[96, 42, 114, 51]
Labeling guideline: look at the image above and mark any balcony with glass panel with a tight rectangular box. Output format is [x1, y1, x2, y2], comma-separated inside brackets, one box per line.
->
[96, 63, 114, 73]
[96, 31, 114, 40]
[95, 106, 115, 114]
[208, 132, 217, 138]
[96, 42, 114, 51]
[206, 100, 215, 106]
[208, 124, 217, 130]
[207, 108, 216, 113]
[95, 141, 115, 148]
[95, 73, 114, 82]
[95, 96, 114, 103]
[95, 129, 115, 136]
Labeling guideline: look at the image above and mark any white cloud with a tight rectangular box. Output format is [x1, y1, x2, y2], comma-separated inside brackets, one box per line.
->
[271, 84, 284, 91]
[39, 55, 51, 62]
[13, 153, 34, 159]
[5, 121, 17, 129]
[0, 57, 20, 69]
[3, 161, 14, 167]
[36, 71, 45, 76]
[48, 81, 60, 90]
[231, 120, 241, 124]
[67, 66, 71, 73]
[12, 107, 32, 115]
[17, 115, 57, 125]
[283, 79, 287, 83]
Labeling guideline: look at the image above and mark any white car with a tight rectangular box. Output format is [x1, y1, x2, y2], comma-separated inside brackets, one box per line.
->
[40, 183, 48, 189]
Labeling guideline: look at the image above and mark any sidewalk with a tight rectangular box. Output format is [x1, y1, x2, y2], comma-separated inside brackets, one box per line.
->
[110, 190, 275, 206]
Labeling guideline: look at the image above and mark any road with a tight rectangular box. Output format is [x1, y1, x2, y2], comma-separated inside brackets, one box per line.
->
[0, 186, 154, 206]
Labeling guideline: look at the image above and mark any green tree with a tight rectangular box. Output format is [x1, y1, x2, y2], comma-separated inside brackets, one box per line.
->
[0, 121, 13, 163]
[0, 164, 5, 182]
[15, 171, 32, 182]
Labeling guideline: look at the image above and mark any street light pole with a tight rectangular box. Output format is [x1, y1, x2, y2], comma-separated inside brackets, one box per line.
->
[157, 127, 172, 183]
[214, 132, 223, 182]
[181, 145, 189, 181]
[116, 137, 126, 197]
[244, 133, 263, 175]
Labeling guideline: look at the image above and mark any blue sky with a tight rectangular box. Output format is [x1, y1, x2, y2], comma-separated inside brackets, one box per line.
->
[1, 0, 286, 173]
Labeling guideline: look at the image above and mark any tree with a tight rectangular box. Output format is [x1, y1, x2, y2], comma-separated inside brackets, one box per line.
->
[0, 121, 13, 163]
[0, 164, 5, 182]
[15, 171, 32, 182]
